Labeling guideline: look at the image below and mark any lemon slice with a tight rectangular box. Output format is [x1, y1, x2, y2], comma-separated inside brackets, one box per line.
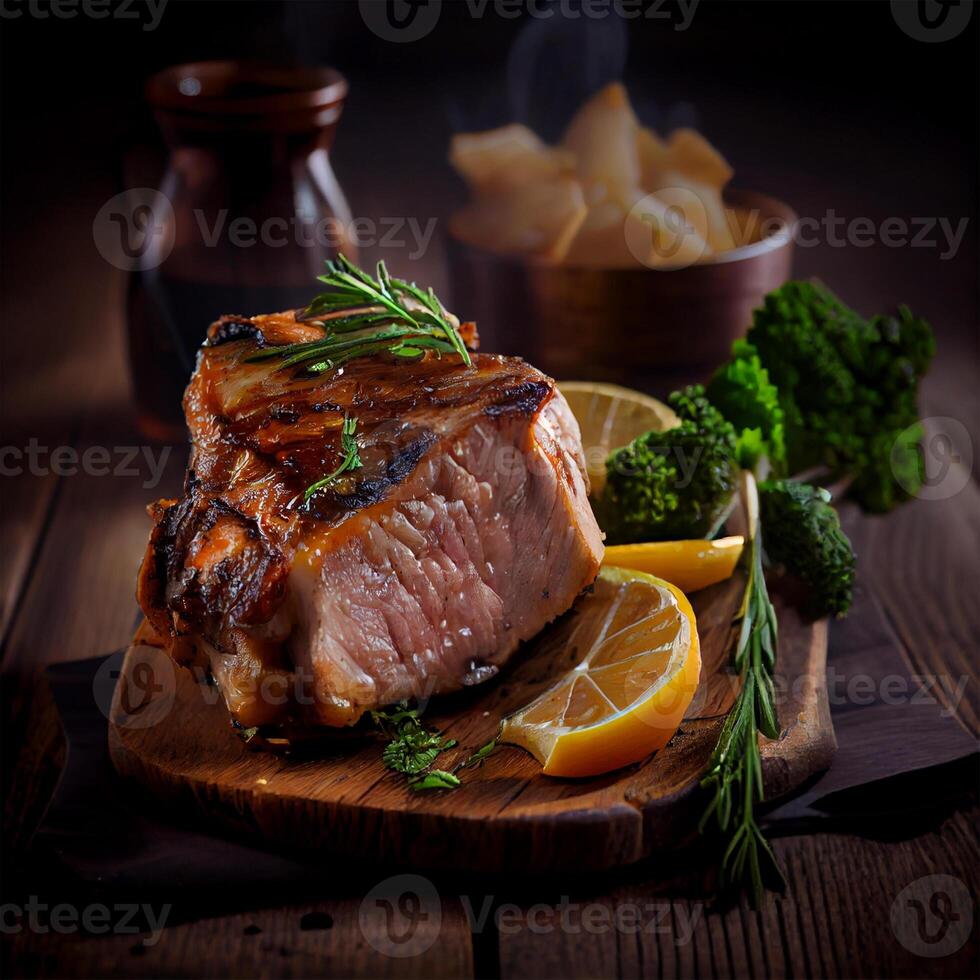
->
[500, 567, 700, 777]
[558, 381, 679, 497]
[602, 535, 744, 593]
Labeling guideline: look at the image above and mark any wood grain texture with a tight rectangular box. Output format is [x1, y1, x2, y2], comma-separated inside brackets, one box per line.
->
[840, 488, 980, 735]
[0, 419, 185, 676]
[108, 573, 834, 874]
[3, 894, 475, 980]
[494, 808, 979, 980]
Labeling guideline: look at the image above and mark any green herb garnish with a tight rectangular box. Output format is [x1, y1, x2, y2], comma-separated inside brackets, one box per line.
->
[371, 704, 500, 792]
[699, 471, 784, 905]
[459, 739, 497, 769]
[302, 415, 362, 504]
[247, 255, 472, 374]
[371, 704, 457, 776]
[409, 769, 461, 792]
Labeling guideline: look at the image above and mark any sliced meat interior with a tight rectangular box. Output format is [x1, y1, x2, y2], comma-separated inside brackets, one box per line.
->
[137, 310, 603, 728]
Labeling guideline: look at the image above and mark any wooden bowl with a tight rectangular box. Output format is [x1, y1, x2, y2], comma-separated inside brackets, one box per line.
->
[447, 189, 797, 390]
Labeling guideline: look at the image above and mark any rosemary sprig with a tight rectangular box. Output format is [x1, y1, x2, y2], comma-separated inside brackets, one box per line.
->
[302, 415, 362, 503]
[699, 470, 785, 905]
[247, 255, 471, 374]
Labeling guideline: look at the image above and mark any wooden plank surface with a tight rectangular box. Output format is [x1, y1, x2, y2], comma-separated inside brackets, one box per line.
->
[105, 574, 831, 873]
[492, 811, 978, 980]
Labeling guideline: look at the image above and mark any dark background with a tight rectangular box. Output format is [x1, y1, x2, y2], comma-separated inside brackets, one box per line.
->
[1, 0, 977, 443]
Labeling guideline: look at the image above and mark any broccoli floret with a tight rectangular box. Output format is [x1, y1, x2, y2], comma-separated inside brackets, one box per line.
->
[746, 283, 934, 512]
[758, 479, 856, 618]
[706, 339, 787, 475]
[596, 386, 739, 544]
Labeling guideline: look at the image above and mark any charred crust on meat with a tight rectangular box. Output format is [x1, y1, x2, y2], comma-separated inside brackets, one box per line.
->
[482, 380, 552, 418]
[207, 315, 266, 348]
[150, 495, 288, 632]
[307, 430, 437, 515]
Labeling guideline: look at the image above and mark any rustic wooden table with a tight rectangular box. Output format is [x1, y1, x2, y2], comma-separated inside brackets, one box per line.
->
[2, 41, 978, 977]
[2, 230, 977, 980]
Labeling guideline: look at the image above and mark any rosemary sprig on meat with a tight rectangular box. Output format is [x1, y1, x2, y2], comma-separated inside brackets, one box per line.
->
[302, 415, 362, 503]
[247, 255, 472, 374]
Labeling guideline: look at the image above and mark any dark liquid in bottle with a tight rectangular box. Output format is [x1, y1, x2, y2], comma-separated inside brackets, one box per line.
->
[127, 273, 315, 441]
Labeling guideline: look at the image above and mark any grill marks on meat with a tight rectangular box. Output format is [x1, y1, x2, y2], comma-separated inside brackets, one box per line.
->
[137, 309, 603, 727]
[153, 493, 289, 632]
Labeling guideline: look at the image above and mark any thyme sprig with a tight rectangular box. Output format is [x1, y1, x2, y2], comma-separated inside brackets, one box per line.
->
[247, 255, 471, 374]
[699, 471, 786, 905]
[302, 415, 362, 503]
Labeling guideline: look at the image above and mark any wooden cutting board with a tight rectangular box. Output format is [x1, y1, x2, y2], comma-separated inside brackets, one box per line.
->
[109, 573, 834, 873]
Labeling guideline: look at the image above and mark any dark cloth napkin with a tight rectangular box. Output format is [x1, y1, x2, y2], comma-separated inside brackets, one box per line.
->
[762, 586, 978, 834]
[30, 582, 977, 897]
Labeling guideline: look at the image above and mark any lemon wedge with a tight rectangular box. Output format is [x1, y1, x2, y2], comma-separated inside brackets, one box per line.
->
[558, 381, 679, 497]
[602, 536, 744, 593]
[501, 566, 700, 777]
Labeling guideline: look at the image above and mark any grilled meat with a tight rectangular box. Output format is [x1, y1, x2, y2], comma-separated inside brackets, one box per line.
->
[137, 310, 603, 727]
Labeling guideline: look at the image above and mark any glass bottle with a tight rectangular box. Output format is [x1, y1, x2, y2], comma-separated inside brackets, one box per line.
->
[128, 61, 355, 440]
